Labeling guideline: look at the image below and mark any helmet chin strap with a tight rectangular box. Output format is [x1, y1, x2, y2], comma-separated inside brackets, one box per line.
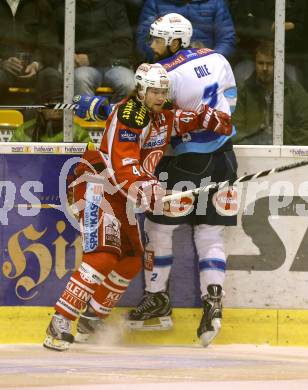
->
[136, 91, 145, 103]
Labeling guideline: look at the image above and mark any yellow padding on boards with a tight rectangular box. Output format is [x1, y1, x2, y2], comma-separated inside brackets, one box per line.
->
[74, 116, 106, 128]
[1, 307, 308, 346]
[0, 110, 23, 127]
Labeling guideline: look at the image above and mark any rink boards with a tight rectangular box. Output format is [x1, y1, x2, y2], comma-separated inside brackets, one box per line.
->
[1, 143, 308, 345]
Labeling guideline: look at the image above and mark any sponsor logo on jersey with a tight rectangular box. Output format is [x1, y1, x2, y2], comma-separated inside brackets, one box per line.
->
[87, 203, 99, 250]
[79, 263, 101, 284]
[212, 187, 238, 216]
[143, 125, 167, 149]
[66, 280, 92, 303]
[186, 51, 198, 58]
[143, 150, 164, 174]
[148, 123, 167, 136]
[134, 104, 148, 127]
[144, 250, 154, 271]
[121, 99, 135, 120]
[163, 54, 186, 71]
[83, 183, 103, 252]
[119, 99, 149, 128]
[161, 48, 214, 72]
[196, 48, 213, 56]
[122, 157, 139, 166]
[103, 291, 121, 307]
[109, 270, 130, 287]
[143, 135, 167, 149]
[119, 129, 138, 142]
[103, 213, 121, 249]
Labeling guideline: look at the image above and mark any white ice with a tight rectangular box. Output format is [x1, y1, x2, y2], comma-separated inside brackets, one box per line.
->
[1, 344, 308, 390]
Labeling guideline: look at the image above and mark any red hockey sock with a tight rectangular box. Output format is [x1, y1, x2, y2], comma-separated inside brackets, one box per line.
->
[55, 268, 98, 320]
[89, 255, 142, 318]
[55, 252, 119, 320]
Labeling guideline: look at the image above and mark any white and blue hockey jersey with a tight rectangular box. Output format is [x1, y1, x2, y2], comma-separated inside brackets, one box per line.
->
[159, 47, 237, 154]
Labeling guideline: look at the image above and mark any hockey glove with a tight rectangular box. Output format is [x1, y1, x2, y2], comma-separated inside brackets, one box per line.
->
[135, 180, 166, 214]
[73, 95, 111, 121]
[202, 106, 232, 136]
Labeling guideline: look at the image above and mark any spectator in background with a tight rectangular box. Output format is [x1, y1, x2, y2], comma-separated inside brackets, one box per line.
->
[124, 0, 146, 65]
[55, 0, 135, 103]
[124, 0, 145, 40]
[0, 0, 62, 104]
[229, 0, 308, 85]
[232, 40, 308, 145]
[136, 0, 236, 62]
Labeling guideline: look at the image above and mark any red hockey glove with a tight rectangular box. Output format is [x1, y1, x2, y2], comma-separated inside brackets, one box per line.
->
[136, 180, 166, 214]
[201, 106, 232, 136]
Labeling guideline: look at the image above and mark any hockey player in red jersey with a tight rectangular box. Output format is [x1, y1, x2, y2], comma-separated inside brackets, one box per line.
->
[43, 62, 232, 351]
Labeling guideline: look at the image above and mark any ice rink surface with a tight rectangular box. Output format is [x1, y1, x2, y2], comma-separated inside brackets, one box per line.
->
[1, 343, 308, 390]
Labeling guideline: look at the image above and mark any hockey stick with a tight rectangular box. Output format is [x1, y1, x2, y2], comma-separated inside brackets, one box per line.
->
[0, 103, 78, 110]
[162, 158, 308, 202]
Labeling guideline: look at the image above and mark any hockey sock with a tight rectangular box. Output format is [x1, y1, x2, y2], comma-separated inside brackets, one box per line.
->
[194, 224, 226, 297]
[89, 255, 142, 318]
[55, 252, 119, 320]
[55, 262, 104, 320]
[143, 218, 177, 293]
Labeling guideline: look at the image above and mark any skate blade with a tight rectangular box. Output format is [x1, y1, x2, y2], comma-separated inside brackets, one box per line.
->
[199, 318, 221, 347]
[127, 316, 173, 331]
[43, 335, 70, 351]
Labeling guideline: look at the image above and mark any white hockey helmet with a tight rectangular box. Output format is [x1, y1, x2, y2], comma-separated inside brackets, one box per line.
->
[135, 63, 170, 98]
[150, 13, 193, 48]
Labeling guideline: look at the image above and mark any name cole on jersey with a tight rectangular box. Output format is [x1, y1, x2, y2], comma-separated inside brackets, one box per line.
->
[160, 47, 237, 155]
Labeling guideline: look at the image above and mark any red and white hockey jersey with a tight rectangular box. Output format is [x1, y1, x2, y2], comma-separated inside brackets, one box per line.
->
[95, 96, 206, 198]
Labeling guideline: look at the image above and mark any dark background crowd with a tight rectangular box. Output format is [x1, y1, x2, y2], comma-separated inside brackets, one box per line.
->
[1, 0, 308, 144]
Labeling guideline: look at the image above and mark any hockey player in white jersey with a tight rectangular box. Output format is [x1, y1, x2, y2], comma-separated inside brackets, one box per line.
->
[128, 13, 238, 347]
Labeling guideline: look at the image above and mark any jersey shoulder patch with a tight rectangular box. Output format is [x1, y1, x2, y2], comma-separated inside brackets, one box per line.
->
[117, 98, 150, 129]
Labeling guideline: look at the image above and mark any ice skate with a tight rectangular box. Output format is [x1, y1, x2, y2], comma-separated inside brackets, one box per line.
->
[197, 284, 223, 347]
[43, 313, 74, 351]
[75, 305, 104, 343]
[127, 291, 173, 330]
